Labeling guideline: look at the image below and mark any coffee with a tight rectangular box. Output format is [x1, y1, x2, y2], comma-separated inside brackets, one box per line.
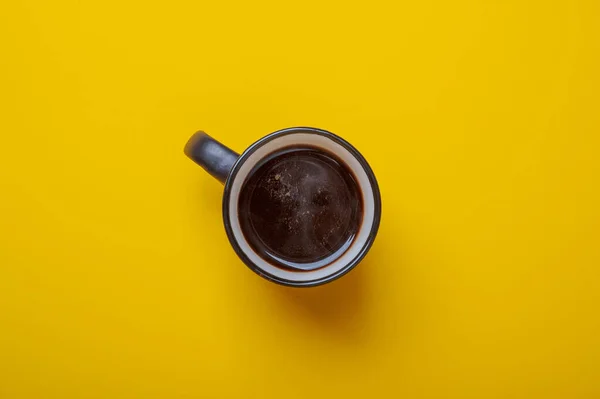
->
[238, 146, 363, 271]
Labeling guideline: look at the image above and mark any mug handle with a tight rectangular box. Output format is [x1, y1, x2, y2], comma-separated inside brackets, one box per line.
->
[184, 131, 240, 184]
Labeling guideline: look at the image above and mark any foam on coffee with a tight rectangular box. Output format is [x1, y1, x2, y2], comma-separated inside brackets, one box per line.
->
[238, 146, 363, 271]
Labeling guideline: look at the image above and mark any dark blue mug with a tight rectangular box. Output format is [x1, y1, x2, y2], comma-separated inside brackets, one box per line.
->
[185, 127, 381, 287]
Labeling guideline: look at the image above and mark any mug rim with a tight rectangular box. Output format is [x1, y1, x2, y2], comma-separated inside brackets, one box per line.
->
[222, 127, 382, 287]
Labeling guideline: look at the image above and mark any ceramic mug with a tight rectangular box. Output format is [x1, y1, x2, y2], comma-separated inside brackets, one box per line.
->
[184, 127, 381, 287]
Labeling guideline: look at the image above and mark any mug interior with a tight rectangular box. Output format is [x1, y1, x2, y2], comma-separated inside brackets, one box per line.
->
[223, 128, 380, 286]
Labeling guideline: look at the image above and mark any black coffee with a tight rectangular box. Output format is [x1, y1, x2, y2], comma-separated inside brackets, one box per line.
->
[238, 146, 363, 271]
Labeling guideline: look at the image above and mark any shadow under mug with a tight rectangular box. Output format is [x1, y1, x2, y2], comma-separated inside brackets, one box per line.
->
[184, 127, 381, 287]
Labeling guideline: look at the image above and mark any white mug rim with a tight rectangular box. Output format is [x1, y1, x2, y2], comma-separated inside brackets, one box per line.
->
[221, 127, 381, 287]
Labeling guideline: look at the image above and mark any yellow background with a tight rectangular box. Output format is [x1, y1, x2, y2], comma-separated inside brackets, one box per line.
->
[1, 0, 599, 398]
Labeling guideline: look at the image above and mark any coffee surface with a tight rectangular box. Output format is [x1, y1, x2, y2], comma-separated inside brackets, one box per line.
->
[238, 146, 362, 271]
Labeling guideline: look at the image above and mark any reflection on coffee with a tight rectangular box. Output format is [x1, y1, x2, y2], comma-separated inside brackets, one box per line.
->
[238, 146, 363, 271]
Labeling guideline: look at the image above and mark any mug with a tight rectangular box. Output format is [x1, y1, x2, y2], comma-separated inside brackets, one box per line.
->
[184, 127, 381, 287]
